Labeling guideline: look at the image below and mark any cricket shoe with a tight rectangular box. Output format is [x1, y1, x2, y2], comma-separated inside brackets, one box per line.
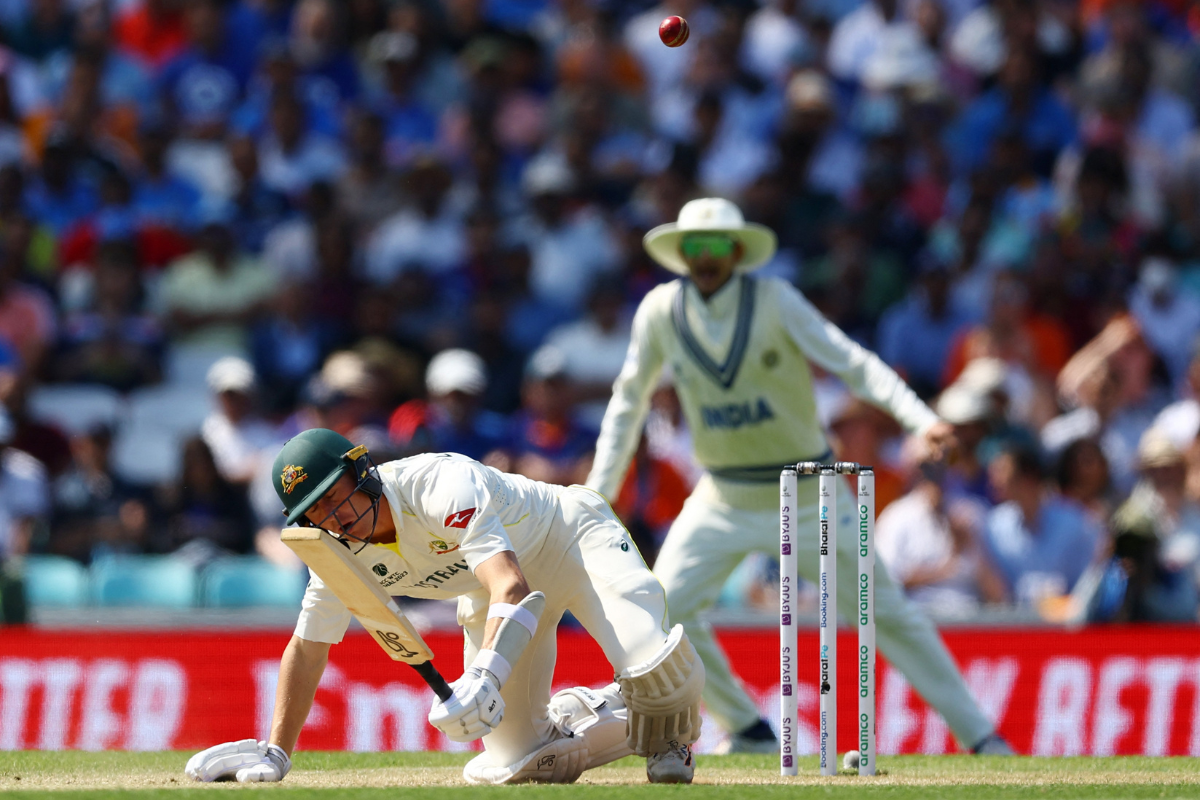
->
[463, 735, 588, 784]
[714, 719, 778, 754]
[971, 733, 1015, 755]
[646, 741, 694, 784]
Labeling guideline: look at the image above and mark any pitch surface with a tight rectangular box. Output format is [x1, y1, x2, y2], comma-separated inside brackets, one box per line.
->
[1, 753, 1199, 798]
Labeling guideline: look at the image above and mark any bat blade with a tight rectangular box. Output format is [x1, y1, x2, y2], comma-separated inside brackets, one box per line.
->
[282, 527, 452, 700]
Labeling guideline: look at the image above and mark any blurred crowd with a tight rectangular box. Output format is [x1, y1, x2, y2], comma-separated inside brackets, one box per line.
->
[2, 0, 1200, 624]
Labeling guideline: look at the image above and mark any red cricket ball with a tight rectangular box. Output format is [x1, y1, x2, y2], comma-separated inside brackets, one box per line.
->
[659, 15, 690, 48]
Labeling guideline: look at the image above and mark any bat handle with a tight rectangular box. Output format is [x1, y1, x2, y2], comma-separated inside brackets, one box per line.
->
[412, 660, 454, 703]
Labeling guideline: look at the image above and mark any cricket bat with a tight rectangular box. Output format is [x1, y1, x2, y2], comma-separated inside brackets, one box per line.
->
[282, 527, 453, 702]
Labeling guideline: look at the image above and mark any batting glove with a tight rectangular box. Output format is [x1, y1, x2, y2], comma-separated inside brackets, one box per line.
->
[185, 739, 291, 783]
[428, 669, 504, 742]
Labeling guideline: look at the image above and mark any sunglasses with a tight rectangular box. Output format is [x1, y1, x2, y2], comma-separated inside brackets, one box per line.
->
[680, 234, 736, 259]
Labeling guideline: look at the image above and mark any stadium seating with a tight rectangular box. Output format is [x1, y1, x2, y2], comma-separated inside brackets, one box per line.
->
[28, 384, 125, 435]
[90, 555, 197, 608]
[22, 555, 90, 607]
[200, 557, 308, 608]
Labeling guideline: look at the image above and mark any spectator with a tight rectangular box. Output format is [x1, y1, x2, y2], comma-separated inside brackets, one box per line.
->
[511, 153, 619, 312]
[49, 425, 150, 562]
[115, 0, 188, 71]
[55, 238, 163, 390]
[363, 31, 439, 167]
[544, 276, 631, 427]
[387, 348, 509, 460]
[1129, 257, 1200, 387]
[157, 0, 253, 140]
[827, 0, 913, 84]
[945, 47, 1076, 177]
[335, 108, 403, 235]
[983, 446, 1102, 608]
[257, 89, 346, 200]
[0, 421, 48, 624]
[153, 435, 256, 562]
[879, 257, 973, 397]
[131, 121, 203, 232]
[935, 383, 994, 503]
[200, 356, 280, 486]
[1046, 314, 1164, 494]
[156, 203, 277, 353]
[228, 133, 292, 253]
[876, 457, 1004, 617]
[508, 344, 593, 485]
[5, 0, 74, 63]
[1, 372, 71, 477]
[1111, 430, 1200, 588]
[249, 282, 341, 413]
[0, 234, 56, 372]
[1055, 437, 1114, 525]
[365, 155, 463, 281]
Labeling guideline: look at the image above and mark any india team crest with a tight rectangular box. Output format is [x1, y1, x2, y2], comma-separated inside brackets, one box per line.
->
[280, 464, 308, 495]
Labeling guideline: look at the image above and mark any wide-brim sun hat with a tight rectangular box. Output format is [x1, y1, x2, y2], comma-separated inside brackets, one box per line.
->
[643, 197, 778, 276]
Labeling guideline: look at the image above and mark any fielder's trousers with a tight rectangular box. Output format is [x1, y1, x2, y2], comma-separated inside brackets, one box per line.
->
[654, 473, 994, 749]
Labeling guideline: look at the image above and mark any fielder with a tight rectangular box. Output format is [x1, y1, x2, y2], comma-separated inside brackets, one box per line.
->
[185, 428, 704, 784]
[586, 198, 1010, 754]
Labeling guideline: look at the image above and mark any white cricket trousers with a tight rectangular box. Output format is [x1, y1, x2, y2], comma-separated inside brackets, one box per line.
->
[654, 473, 994, 749]
[457, 486, 670, 768]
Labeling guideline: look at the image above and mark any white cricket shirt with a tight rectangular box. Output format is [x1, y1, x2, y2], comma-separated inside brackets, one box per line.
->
[294, 452, 562, 644]
[586, 276, 938, 509]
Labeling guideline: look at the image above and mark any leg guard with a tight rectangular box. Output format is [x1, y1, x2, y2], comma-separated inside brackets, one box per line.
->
[548, 683, 632, 770]
[463, 734, 588, 785]
[616, 624, 705, 756]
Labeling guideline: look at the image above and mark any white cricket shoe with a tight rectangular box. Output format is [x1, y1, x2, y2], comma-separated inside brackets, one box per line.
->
[463, 735, 588, 784]
[646, 741, 694, 784]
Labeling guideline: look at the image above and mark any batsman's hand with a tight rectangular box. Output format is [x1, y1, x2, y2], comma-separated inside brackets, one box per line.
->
[185, 739, 292, 783]
[428, 669, 504, 742]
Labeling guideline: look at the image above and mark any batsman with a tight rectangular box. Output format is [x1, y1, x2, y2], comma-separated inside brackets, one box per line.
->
[587, 198, 1010, 754]
[185, 428, 703, 784]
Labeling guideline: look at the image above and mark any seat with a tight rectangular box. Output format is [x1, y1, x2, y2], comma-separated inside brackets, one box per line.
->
[126, 384, 213, 437]
[22, 555, 89, 607]
[110, 424, 183, 485]
[28, 384, 125, 435]
[90, 555, 197, 608]
[200, 557, 308, 607]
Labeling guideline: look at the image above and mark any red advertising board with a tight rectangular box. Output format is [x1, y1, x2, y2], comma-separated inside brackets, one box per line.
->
[3, 625, 1199, 755]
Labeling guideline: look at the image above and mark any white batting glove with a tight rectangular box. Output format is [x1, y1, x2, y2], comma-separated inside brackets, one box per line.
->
[185, 739, 291, 783]
[427, 669, 505, 742]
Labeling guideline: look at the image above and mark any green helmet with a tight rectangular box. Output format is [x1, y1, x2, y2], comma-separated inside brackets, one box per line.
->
[272, 428, 379, 525]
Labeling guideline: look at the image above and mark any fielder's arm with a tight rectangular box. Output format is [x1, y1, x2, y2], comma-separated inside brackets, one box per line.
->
[587, 296, 665, 499]
[779, 281, 938, 435]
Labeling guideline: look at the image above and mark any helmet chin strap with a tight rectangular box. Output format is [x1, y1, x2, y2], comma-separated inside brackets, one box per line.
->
[313, 459, 384, 553]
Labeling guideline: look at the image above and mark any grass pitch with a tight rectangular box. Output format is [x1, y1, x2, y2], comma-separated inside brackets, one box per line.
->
[1, 751, 1198, 799]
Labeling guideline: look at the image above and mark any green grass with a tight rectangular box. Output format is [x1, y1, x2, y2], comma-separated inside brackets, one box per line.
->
[1, 752, 1198, 799]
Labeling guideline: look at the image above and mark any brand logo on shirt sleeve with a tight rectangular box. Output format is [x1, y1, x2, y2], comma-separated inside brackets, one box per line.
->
[444, 508, 477, 529]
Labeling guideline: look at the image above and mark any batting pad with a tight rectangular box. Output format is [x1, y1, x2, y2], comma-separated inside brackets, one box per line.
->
[616, 624, 705, 756]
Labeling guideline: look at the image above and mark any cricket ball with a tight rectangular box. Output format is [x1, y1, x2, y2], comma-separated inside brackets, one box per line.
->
[659, 15, 689, 48]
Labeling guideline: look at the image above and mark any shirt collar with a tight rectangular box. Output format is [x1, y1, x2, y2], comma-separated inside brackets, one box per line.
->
[684, 274, 742, 320]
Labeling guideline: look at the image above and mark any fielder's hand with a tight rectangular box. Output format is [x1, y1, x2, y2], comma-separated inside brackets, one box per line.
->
[185, 739, 292, 783]
[427, 669, 504, 742]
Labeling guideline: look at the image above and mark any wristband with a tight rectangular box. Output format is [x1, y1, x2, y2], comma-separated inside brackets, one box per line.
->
[472, 649, 512, 686]
[264, 743, 292, 778]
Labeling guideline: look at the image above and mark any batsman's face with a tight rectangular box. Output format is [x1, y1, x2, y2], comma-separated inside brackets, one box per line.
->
[680, 237, 742, 299]
[304, 475, 373, 541]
